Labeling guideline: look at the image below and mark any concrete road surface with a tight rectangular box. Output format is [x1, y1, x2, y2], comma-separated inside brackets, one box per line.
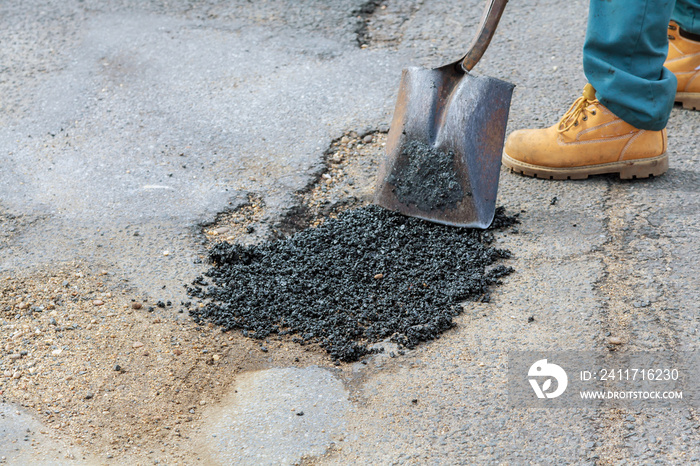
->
[1, 0, 698, 464]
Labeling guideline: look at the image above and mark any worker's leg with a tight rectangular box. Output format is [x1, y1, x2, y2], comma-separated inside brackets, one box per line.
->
[667, 0, 700, 110]
[583, 0, 676, 130]
[673, 0, 700, 34]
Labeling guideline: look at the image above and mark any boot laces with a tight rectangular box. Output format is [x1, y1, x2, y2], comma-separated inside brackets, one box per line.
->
[557, 84, 598, 133]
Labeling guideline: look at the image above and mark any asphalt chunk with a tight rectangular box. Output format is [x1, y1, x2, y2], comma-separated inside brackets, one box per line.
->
[386, 140, 467, 212]
[188, 205, 517, 362]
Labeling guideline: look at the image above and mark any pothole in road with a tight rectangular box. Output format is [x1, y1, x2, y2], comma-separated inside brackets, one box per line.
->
[188, 128, 519, 363]
[202, 193, 266, 245]
[202, 129, 385, 244]
[273, 129, 384, 237]
[352, 0, 420, 50]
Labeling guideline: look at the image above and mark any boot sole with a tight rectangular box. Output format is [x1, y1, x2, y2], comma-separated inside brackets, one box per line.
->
[676, 92, 700, 110]
[502, 152, 668, 180]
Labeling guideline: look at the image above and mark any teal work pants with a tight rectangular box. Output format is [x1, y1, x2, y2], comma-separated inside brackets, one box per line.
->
[583, 0, 700, 130]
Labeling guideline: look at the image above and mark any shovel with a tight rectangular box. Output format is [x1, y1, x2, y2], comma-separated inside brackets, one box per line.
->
[374, 0, 513, 228]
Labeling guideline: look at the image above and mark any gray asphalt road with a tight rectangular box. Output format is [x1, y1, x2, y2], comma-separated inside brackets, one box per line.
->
[1, 0, 698, 464]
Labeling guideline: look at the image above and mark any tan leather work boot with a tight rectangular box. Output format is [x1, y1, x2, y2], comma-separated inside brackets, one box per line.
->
[503, 84, 668, 180]
[666, 21, 700, 110]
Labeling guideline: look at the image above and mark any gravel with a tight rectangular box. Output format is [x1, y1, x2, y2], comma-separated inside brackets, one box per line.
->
[386, 140, 467, 212]
[188, 205, 517, 362]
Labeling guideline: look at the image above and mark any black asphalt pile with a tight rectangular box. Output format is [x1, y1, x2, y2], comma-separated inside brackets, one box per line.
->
[387, 141, 466, 211]
[187, 205, 517, 362]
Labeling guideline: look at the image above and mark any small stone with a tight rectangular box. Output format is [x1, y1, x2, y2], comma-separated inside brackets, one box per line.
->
[93, 299, 104, 306]
[608, 337, 623, 345]
[3, 371, 11, 377]
[114, 364, 122, 372]
[363, 135, 373, 144]
[12, 371, 21, 379]
[296, 411, 304, 416]
[373, 273, 384, 280]
[84, 392, 94, 400]
[132, 341, 144, 349]
[173, 349, 182, 356]
[9, 354, 21, 360]
[132, 302, 142, 310]
[18, 302, 29, 310]
[163, 251, 170, 256]
[51, 349, 63, 356]
[199, 400, 206, 406]
[212, 354, 220, 361]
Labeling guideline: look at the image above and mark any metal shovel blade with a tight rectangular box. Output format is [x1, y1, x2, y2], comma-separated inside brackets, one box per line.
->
[374, 65, 514, 228]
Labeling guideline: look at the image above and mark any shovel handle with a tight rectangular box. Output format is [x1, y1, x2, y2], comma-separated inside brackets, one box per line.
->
[460, 0, 509, 72]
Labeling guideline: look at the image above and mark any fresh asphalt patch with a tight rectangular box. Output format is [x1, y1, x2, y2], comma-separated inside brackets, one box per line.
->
[187, 205, 518, 362]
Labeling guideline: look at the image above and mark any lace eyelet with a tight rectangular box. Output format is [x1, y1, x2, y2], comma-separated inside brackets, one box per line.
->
[591, 110, 596, 115]
[574, 122, 578, 126]
[582, 116, 588, 121]
[669, 34, 676, 40]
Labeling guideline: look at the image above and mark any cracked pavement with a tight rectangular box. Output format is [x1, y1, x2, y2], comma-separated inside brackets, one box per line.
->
[1, 0, 699, 464]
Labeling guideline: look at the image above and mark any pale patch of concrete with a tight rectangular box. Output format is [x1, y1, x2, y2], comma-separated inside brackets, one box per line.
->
[0, 402, 93, 465]
[199, 366, 350, 465]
